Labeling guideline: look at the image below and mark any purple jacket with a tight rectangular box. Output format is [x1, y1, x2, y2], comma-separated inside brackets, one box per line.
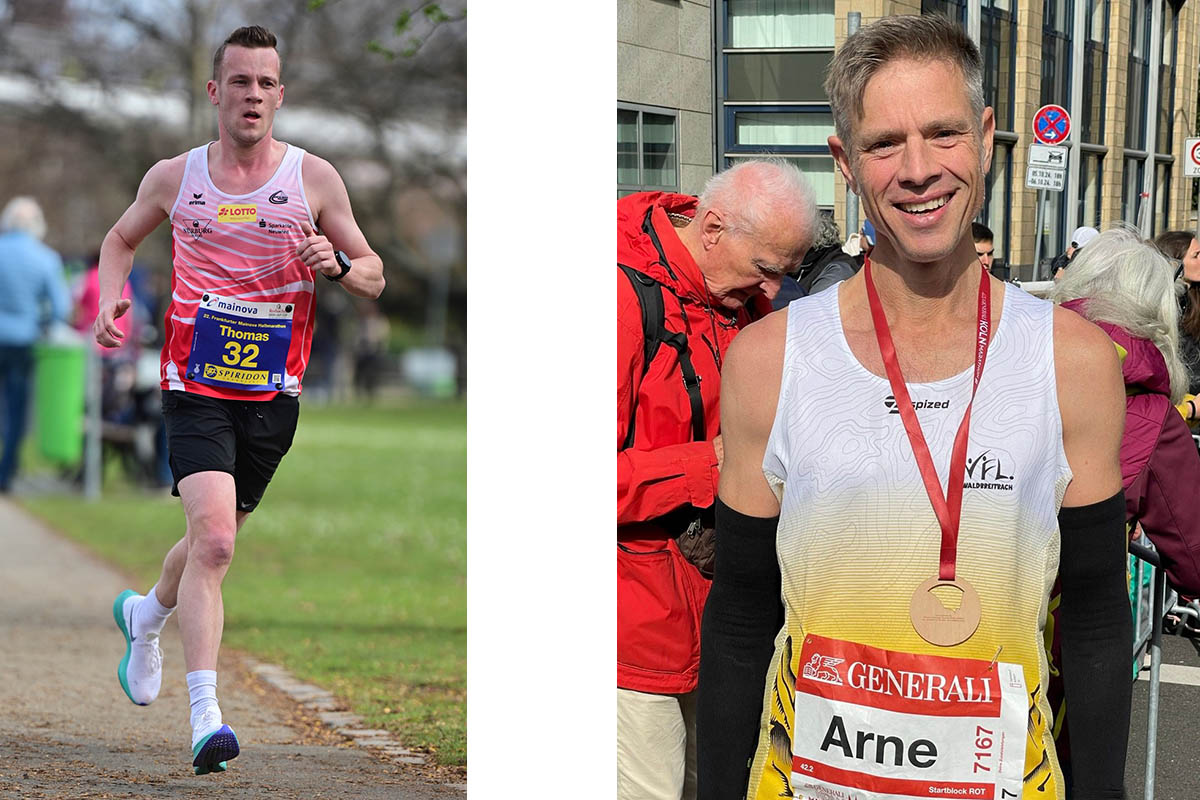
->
[1063, 299, 1200, 596]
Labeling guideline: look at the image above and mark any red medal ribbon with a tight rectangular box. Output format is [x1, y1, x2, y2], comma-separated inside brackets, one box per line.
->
[863, 258, 992, 581]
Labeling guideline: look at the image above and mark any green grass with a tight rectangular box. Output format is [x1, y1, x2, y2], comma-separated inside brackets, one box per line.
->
[19, 399, 467, 766]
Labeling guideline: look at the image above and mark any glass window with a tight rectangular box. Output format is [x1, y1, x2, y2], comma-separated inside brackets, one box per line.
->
[1156, 3, 1177, 154]
[1039, 187, 1067, 272]
[727, 154, 836, 207]
[983, 142, 1012, 263]
[726, 52, 833, 103]
[1078, 152, 1103, 228]
[1154, 161, 1170, 235]
[1125, 0, 1150, 148]
[1080, 0, 1108, 142]
[617, 106, 679, 193]
[733, 111, 834, 147]
[1123, 157, 1146, 225]
[981, 0, 1018, 132]
[921, 0, 967, 24]
[728, 0, 835, 48]
[1041, 0, 1072, 107]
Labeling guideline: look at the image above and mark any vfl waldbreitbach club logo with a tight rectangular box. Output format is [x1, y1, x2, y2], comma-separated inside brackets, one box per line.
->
[964, 449, 1015, 490]
[883, 395, 950, 414]
[802, 653, 845, 685]
[269, 190, 289, 205]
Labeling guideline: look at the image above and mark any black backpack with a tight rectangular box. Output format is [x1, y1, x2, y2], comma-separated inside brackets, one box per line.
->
[618, 264, 705, 451]
[618, 263, 714, 577]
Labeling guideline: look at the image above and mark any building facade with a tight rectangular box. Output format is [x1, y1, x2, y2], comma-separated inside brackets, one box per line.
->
[617, 0, 1199, 279]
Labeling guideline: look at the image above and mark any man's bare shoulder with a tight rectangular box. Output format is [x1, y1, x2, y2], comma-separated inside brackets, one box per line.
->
[138, 154, 189, 204]
[725, 309, 788, 382]
[300, 152, 342, 186]
[1052, 303, 1121, 377]
[722, 308, 788, 426]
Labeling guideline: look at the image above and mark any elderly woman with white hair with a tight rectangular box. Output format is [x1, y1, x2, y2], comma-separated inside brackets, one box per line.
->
[1046, 226, 1200, 774]
[0, 195, 72, 492]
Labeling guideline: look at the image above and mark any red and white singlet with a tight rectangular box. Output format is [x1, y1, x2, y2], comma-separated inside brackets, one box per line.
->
[163, 141, 316, 400]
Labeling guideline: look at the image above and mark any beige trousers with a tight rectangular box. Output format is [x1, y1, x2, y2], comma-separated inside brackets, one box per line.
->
[616, 687, 697, 800]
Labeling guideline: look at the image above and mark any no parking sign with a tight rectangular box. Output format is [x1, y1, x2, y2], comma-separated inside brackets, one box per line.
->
[1032, 105, 1071, 145]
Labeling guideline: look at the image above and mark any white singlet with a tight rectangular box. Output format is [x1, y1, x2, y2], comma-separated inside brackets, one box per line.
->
[746, 282, 1073, 800]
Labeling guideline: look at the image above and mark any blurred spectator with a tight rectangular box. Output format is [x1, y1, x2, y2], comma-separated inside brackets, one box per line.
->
[1050, 225, 1099, 280]
[0, 196, 71, 492]
[307, 286, 352, 404]
[1047, 227, 1200, 766]
[972, 222, 995, 270]
[354, 301, 391, 401]
[842, 218, 875, 260]
[74, 254, 137, 355]
[1154, 230, 1200, 405]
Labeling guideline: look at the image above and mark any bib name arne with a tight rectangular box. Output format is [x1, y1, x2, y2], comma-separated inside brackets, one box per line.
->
[187, 293, 293, 392]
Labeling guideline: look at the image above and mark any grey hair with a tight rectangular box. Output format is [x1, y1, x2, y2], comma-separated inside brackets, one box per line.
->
[824, 14, 984, 155]
[0, 196, 46, 240]
[696, 158, 818, 242]
[1048, 226, 1189, 404]
[812, 212, 843, 249]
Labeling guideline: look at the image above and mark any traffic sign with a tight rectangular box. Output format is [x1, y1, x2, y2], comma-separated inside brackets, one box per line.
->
[1033, 105, 1071, 145]
[1026, 165, 1066, 192]
[1029, 144, 1067, 167]
[1185, 137, 1200, 178]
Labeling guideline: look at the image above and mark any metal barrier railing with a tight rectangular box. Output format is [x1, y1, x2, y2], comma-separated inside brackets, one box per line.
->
[1126, 537, 1200, 800]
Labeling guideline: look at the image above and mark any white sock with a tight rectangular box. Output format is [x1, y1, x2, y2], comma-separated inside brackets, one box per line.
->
[132, 583, 175, 638]
[186, 670, 222, 746]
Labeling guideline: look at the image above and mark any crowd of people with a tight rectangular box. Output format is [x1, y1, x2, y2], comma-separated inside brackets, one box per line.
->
[617, 13, 1200, 800]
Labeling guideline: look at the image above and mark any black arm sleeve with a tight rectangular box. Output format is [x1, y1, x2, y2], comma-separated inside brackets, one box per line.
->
[1058, 491, 1131, 800]
[696, 497, 783, 800]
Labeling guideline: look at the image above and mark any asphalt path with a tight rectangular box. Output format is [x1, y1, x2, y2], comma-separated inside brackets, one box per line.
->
[0, 498, 463, 799]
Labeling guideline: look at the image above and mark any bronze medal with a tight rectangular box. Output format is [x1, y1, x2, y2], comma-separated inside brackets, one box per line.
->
[909, 575, 983, 647]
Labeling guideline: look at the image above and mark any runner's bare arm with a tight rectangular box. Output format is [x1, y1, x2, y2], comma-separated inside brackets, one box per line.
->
[718, 311, 787, 515]
[1055, 306, 1124, 506]
[94, 156, 184, 348]
[298, 154, 384, 299]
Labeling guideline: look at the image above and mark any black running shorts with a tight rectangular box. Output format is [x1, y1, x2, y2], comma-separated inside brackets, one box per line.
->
[161, 390, 300, 512]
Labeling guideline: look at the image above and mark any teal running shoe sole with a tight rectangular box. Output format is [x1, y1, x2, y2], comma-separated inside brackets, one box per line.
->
[193, 725, 239, 775]
[112, 590, 144, 705]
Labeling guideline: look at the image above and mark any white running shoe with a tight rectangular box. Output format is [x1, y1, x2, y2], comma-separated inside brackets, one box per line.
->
[112, 590, 163, 705]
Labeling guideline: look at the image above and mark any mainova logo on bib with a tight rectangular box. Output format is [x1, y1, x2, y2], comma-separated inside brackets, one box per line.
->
[217, 204, 258, 223]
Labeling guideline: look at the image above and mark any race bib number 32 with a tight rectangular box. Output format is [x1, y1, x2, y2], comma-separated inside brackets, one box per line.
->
[792, 634, 1027, 800]
[187, 293, 293, 391]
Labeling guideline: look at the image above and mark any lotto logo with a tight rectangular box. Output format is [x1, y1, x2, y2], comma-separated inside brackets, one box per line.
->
[218, 204, 258, 223]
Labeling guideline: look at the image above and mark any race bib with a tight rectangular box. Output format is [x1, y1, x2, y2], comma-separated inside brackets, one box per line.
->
[792, 634, 1027, 800]
[187, 293, 293, 391]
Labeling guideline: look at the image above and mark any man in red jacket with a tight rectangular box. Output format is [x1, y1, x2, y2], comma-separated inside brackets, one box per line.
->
[617, 159, 817, 800]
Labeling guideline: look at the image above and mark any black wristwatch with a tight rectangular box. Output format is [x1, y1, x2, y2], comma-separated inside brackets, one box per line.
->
[325, 250, 352, 282]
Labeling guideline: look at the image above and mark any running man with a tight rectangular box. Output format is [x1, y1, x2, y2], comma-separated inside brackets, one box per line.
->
[94, 25, 383, 775]
[697, 15, 1130, 800]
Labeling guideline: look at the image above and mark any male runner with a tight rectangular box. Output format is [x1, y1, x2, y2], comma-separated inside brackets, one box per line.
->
[697, 15, 1130, 800]
[94, 25, 383, 775]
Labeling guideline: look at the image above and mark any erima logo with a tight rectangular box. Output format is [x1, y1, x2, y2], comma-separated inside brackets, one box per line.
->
[268, 190, 289, 205]
[964, 449, 1015, 490]
[188, 192, 206, 206]
[883, 395, 950, 414]
[802, 653, 845, 685]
